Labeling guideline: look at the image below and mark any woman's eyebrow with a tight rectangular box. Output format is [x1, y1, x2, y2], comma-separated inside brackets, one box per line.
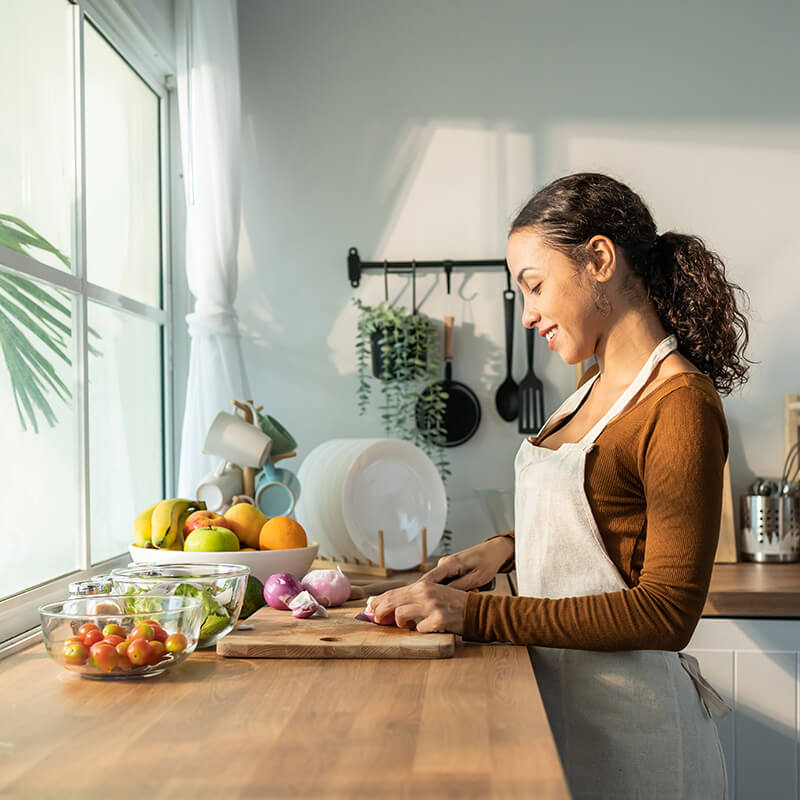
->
[515, 266, 538, 282]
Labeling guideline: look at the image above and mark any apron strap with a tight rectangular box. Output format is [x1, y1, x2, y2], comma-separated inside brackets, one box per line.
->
[534, 372, 598, 440]
[678, 652, 732, 719]
[581, 335, 678, 445]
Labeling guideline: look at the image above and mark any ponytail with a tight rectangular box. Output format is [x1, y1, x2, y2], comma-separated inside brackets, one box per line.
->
[510, 173, 751, 395]
[643, 232, 749, 395]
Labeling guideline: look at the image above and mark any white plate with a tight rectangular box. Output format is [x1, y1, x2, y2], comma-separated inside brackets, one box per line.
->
[296, 441, 347, 559]
[317, 440, 364, 558]
[341, 439, 447, 570]
[128, 543, 319, 584]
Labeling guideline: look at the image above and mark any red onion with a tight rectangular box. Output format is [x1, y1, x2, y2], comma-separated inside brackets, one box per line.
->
[355, 596, 396, 626]
[264, 572, 303, 610]
[288, 591, 328, 619]
[300, 567, 351, 608]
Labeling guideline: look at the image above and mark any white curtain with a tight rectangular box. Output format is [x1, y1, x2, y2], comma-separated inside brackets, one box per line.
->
[175, 0, 251, 497]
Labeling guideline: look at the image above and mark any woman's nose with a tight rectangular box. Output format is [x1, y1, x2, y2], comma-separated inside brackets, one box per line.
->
[521, 307, 540, 329]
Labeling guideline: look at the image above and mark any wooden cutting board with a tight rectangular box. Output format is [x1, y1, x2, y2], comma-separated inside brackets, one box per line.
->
[216, 599, 455, 659]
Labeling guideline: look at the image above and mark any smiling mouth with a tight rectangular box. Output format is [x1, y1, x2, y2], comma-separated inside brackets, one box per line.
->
[544, 327, 557, 343]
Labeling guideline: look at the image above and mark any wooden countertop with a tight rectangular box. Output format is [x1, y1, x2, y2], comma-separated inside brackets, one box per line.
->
[704, 562, 800, 617]
[0, 575, 569, 800]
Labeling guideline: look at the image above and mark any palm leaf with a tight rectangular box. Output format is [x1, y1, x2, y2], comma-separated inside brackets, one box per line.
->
[0, 215, 100, 431]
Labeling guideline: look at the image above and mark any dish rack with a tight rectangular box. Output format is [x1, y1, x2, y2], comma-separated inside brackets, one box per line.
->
[311, 528, 437, 577]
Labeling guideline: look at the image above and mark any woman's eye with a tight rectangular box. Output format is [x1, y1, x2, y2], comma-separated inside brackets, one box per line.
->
[530, 282, 542, 295]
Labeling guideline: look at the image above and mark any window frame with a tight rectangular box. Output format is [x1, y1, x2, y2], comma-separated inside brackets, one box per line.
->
[0, 0, 176, 649]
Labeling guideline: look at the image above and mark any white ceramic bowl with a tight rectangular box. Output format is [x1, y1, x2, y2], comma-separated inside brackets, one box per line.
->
[128, 543, 319, 584]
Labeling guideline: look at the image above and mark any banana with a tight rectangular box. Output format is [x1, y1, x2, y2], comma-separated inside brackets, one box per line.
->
[165, 507, 194, 550]
[150, 498, 206, 549]
[133, 501, 160, 548]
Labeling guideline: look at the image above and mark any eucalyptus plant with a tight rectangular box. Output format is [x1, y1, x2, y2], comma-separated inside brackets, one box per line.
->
[0, 214, 100, 432]
[353, 297, 452, 551]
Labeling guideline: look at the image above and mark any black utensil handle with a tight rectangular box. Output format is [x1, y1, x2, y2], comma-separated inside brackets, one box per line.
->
[503, 290, 515, 374]
[525, 326, 534, 370]
[441, 574, 496, 592]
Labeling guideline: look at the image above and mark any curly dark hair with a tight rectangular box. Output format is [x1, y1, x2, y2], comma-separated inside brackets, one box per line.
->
[510, 173, 750, 395]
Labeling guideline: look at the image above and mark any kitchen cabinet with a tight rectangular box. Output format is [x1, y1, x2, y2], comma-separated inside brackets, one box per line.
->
[686, 618, 800, 800]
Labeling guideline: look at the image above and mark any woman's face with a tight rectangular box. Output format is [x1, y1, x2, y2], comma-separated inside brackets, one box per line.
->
[506, 228, 603, 365]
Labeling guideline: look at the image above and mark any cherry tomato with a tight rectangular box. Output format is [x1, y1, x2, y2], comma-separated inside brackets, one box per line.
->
[164, 633, 188, 654]
[102, 623, 126, 639]
[78, 623, 99, 638]
[147, 640, 166, 665]
[129, 623, 155, 642]
[82, 629, 103, 647]
[64, 636, 83, 647]
[102, 634, 123, 647]
[116, 640, 130, 658]
[127, 638, 152, 666]
[150, 625, 168, 643]
[62, 641, 89, 665]
[90, 642, 119, 673]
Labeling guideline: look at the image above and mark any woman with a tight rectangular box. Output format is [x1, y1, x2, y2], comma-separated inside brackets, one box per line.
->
[371, 173, 750, 798]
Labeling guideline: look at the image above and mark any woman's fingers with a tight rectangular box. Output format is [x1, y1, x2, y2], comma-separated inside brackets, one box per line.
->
[418, 552, 462, 584]
[440, 569, 483, 591]
[371, 583, 467, 634]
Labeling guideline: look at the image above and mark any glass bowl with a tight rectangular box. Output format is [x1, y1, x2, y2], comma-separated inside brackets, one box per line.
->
[39, 594, 204, 680]
[110, 563, 250, 648]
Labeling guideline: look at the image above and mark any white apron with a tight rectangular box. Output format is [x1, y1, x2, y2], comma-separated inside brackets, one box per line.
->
[515, 335, 730, 800]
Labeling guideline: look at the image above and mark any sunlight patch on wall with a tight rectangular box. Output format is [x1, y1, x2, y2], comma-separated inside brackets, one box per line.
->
[328, 121, 535, 379]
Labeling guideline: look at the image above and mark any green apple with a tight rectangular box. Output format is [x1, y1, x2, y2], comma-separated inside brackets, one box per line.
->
[183, 526, 240, 552]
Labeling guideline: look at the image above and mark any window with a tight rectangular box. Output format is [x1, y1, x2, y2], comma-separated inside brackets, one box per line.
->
[0, 0, 173, 644]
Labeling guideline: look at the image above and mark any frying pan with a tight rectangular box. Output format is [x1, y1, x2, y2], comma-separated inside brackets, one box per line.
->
[416, 316, 481, 447]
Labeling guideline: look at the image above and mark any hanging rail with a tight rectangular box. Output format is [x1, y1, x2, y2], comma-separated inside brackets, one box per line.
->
[348, 247, 507, 292]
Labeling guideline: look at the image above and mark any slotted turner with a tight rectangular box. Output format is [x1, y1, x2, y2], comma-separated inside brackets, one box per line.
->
[518, 327, 545, 434]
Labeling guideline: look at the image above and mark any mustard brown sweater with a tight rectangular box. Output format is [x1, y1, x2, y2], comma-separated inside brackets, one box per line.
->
[462, 371, 728, 651]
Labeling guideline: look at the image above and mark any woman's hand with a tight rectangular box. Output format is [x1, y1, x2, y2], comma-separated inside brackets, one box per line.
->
[419, 537, 514, 591]
[368, 537, 513, 634]
[370, 581, 468, 634]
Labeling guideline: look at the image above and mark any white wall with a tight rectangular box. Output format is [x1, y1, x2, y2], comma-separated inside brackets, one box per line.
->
[236, 0, 800, 550]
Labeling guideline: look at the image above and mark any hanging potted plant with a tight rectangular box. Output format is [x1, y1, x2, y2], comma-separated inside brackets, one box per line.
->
[353, 297, 452, 550]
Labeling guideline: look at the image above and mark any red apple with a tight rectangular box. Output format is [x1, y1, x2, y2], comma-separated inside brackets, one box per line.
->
[183, 510, 234, 537]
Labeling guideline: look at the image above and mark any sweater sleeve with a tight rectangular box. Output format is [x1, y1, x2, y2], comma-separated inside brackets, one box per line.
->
[462, 385, 728, 651]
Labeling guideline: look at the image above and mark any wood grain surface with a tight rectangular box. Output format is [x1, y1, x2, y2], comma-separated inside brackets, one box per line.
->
[217, 600, 455, 659]
[0, 574, 570, 799]
[705, 562, 800, 616]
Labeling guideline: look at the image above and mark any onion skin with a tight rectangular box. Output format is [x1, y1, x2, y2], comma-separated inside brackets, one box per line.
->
[289, 591, 328, 619]
[263, 572, 303, 610]
[300, 568, 351, 608]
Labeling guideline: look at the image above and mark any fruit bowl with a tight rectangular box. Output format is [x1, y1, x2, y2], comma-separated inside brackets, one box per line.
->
[128, 542, 319, 585]
[39, 594, 204, 680]
[111, 563, 250, 648]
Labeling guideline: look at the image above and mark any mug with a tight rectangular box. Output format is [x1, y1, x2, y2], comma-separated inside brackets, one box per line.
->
[195, 460, 244, 512]
[254, 479, 297, 518]
[254, 461, 301, 517]
[256, 412, 297, 457]
[204, 411, 272, 467]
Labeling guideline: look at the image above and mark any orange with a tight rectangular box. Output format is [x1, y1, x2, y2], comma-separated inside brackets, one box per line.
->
[223, 503, 268, 549]
[259, 517, 308, 550]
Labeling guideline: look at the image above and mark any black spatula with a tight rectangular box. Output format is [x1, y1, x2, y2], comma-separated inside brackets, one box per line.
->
[494, 289, 519, 421]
